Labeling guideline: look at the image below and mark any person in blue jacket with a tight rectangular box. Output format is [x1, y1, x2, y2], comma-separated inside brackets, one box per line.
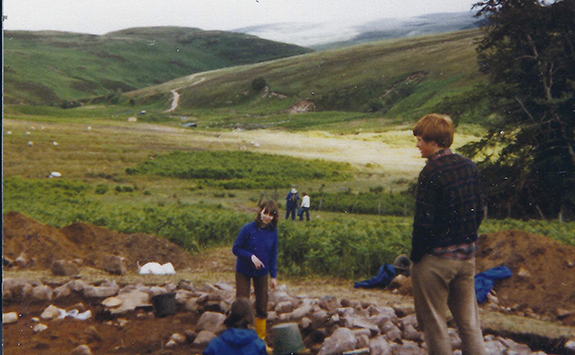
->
[203, 298, 267, 355]
[285, 188, 299, 220]
[232, 200, 278, 344]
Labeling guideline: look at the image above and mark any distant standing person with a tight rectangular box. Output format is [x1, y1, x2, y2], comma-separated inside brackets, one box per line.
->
[232, 200, 278, 344]
[410, 114, 486, 355]
[299, 192, 310, 221]
[202, 298, 267, 355]
[285, 188, 299, 220]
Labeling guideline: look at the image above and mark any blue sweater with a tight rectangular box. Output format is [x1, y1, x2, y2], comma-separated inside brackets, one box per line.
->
[233, 222, 278, 278]
[203, 328, 267, 355]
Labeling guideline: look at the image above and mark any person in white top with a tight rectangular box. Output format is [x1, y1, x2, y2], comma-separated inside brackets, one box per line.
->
[299, 192, 311, 221]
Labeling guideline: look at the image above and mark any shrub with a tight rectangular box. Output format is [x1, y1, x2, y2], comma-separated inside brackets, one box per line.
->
[95, 184, 109, 195]
[251, 77, 267, 92]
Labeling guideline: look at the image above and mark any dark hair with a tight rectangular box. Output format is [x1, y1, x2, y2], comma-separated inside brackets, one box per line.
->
[412, 113, 454, 148]
[255, 200, 279, 230]
[224, 298, 254, 329]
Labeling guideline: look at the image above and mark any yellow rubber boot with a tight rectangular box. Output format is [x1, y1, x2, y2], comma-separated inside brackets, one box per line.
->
[255, 317, 266, 340]
[255, 318, 273, 353]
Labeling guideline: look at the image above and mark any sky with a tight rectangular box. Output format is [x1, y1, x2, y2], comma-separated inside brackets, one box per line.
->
[3, 0, 478, 35]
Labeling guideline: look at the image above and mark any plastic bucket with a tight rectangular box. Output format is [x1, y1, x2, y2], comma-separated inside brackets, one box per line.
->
[272, 323, 305, 355]
[151, 292, 176, 317]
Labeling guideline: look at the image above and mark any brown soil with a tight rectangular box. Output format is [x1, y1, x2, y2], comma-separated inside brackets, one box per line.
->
[3, 212, 575, 355]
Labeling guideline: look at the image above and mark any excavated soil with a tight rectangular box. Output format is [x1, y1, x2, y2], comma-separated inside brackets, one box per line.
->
[3, 211, 575, 355]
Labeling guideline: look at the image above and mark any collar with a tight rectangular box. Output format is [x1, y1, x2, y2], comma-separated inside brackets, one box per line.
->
[429, 149, 452, 161]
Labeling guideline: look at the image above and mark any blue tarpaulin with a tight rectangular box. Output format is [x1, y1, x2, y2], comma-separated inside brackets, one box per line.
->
[354, 264, 396, 289]
[474, 265, 513, 303]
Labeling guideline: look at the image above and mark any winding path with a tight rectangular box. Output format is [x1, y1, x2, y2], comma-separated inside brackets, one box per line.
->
[164, 76, 206, 113]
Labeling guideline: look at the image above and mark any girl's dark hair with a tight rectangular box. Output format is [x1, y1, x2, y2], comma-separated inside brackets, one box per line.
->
[224, 298, 254, 329]
[255, 200, 279, 230]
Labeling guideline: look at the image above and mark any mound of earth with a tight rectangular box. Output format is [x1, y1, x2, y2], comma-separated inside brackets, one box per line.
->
[475, 230, 575, 325]
[2, 211, 198, 272]
[3, 211, 575, 326]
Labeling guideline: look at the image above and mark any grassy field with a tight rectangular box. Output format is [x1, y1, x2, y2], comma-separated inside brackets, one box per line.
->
[4, 109, 573, 278]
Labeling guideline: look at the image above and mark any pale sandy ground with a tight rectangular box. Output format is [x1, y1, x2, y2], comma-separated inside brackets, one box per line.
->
[194, 129, 427, 180]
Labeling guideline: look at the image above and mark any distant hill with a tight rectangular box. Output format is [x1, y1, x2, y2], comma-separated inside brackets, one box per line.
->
[127, 29, 488, 125]
[233, 11, 485, 49]
[3, 27, 313, 104]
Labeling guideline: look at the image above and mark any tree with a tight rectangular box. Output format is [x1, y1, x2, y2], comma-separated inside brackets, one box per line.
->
[461, 0, 575, 219]
[251, 77, 267, 92]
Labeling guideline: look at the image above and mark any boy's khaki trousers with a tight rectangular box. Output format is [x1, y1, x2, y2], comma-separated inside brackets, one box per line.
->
[411, 254, 486, 355]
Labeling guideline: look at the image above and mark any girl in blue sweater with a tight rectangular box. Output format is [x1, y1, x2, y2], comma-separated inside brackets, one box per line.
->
[232, 200, 278, 344]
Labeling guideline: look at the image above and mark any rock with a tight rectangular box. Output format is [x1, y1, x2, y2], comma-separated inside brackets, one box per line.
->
[3, 256, 14, 267]
[369, 335, 392, 355]
[564, 340, 575, 351]
[196, 311, 226, 334]
[102, 296, 123, 308]
[391, 340, 426, 355]
[312, 310, 330, 328]
[83, 280, 119, 298]
[193, 330, 217, 347]
[67, 279, 90, 293]
[53, 284, 72, 300]
[184, 329, 198, 343]
[318, 327, 356, 355]
[51, 260, 80, 276]
[185, 297, 201, 313]
[276, 301, 295, 313]
[388, 274, 410, 290]
[108, 291, 149, 315]
[103, 255, 126, 275]
[15, 252, 31, 268]
[448, 328, 462, 350]
[70, 344, 92, 355]
[556, 308, 574, 319]
[31, 285, 54, 303]
[517, 267, 532, 278]
[33, 323, 48, 333]
[41, 304, 65, 320]
[382, 321, 402, 342]
[165, 339, 178, 348]
[353, 330, 371, 348]
[84, 326, 102, 342]
[169, 333, 186, 344]
[484, 336, 507, 355]
[403, 324, 421, 341]
[3, 312, 19, 324]
[319, 295, 341, 311]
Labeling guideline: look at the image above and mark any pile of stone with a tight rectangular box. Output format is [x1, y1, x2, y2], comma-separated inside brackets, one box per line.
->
[4, 277, 573, 355]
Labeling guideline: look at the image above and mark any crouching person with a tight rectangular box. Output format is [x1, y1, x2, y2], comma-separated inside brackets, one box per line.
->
[203, 298, 267, 355]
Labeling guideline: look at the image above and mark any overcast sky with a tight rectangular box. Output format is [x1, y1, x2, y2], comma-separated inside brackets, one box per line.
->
[3, 0, 478, 35]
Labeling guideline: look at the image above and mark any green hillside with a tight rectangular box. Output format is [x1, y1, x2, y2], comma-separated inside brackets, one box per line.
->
[126, 29, 489, 126]
[3, 27, 313, 104]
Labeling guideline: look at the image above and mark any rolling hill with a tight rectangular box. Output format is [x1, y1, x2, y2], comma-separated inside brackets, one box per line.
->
[125, 28, 489, 127]
[3, 27, 313, 105]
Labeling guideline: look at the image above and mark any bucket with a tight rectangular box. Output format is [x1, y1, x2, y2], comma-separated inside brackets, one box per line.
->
[272, 323, 305, 355]
[151, 292, 176, 317]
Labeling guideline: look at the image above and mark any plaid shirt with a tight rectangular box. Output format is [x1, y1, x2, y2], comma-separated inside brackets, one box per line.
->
[410, 149, 484, 263]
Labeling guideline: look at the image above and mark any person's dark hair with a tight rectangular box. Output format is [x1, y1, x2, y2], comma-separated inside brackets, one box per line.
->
[224, 298, 254, 329]
[412, 113, 454, 148]
[255, 200, 279, 229]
